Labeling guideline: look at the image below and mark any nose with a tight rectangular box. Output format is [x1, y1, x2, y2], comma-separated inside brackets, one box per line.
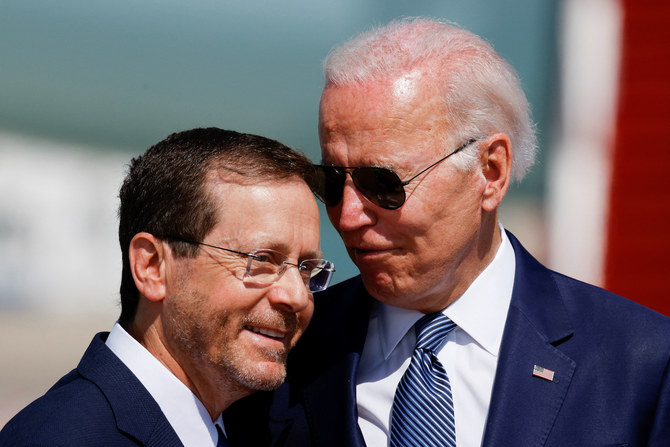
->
[266, 266, 311, 313]
[328, 178, 376, 232]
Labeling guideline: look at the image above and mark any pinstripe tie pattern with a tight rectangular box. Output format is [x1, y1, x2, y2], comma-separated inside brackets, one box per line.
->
[390, 313, 457, 447]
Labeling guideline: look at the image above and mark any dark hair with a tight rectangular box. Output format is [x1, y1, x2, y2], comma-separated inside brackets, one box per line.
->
[117, 127, 315, 324]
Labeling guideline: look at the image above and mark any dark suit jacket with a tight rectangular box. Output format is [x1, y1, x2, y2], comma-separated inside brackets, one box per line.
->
[225, 232, 670, 446]
[0, 333, 183, 446]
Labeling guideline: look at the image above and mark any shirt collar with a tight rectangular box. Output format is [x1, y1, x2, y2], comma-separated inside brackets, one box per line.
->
[106, 323, 221, 446]
[378, 303, 423, 360]
[447, 228, 515, 356]
[378, 227, 515, 359]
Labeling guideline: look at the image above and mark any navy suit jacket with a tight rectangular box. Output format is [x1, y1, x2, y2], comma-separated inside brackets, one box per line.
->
[0, 333, 183, 446]
[225, 232, 670, 446]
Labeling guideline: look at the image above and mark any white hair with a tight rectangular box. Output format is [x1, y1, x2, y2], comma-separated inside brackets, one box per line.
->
[323, 17, 537, 181]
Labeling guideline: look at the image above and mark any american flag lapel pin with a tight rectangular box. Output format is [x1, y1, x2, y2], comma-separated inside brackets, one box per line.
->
[532, 365, 555, 382]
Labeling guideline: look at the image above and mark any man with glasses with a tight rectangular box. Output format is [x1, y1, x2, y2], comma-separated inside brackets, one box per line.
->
[0, 127, 334, 446]
[226, 18, 670, 446]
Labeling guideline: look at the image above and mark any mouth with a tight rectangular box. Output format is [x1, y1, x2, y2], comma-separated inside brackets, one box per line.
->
[351, 246, 395, 259]
[244, 325, 286, 341]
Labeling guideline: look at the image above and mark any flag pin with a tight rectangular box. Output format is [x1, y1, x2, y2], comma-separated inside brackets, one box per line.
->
[532, 365, 555, 382]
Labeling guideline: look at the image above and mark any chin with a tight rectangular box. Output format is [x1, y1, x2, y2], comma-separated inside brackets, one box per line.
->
[241, 362, 287, 391]
[361, 270, 429, 309]
[238, 355, 289, 388]
[219, 347, 288, 392]
[361, 270, 401, 301]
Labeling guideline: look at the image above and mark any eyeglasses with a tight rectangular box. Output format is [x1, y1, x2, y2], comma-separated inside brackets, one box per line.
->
[313, 139, 478, 210]
[168, 237, 336, 292]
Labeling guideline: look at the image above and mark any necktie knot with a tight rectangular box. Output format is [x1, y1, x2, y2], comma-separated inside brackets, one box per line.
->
[415, 312, 456, 352]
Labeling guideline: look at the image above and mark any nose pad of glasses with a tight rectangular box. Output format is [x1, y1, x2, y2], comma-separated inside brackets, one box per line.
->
[352, 167, 407, 210]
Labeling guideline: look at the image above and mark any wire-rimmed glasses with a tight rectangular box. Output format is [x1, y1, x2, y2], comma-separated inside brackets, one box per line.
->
[168, 237, 335, 292]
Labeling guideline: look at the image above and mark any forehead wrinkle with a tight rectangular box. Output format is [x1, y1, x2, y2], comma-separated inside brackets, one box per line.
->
[209, 227, 322, 266]
[223, 220, 321, 261]
[320, 75, 451, 178]
[323, 113, 424, 169]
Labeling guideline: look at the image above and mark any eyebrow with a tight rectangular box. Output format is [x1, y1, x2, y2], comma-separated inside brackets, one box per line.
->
[285, 246, 324, 261]
[320, 156, 402, 171]
[303, 249, 324, 260]
[235, 240, 323, 261]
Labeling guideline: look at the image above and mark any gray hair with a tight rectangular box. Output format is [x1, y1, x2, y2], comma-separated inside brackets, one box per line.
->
[323, 17, 537, 181]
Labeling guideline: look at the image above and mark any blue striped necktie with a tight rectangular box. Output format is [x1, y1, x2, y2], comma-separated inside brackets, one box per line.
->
[390, 312, 457, 447]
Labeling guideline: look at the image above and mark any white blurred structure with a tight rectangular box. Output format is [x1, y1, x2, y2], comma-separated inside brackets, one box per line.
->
[0, 132, 129, 427]
[0, 132, 126, 316]
[548, 0, 622, 286]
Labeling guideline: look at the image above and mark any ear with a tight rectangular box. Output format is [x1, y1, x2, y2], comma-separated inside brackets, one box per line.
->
[480, 133, 512, 212]
[129, 232, 167, 302]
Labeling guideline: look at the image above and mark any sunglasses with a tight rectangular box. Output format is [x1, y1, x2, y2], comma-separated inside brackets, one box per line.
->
[313, 139, 477, 210]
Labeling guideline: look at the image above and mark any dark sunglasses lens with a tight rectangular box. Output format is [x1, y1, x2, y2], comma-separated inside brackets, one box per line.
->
[352, 167, 406, 210]
[314, 165, 346, 206]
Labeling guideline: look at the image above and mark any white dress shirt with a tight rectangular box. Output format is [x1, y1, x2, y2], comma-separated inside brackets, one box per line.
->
[356, 228, 515, 447]
[106, 323, 225, 447]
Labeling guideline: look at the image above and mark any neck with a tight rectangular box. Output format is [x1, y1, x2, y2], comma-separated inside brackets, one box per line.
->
[126, 304, 244, 420]
[420, 213, 502, 313]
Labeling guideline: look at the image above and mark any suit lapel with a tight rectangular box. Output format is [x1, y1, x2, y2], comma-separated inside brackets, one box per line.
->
[299, 278, 371, 447]
[482, 305, 576, 446]
[78, 333, 184, 447]
[303, 349, 366, 446]
[482, 233, 576, 446]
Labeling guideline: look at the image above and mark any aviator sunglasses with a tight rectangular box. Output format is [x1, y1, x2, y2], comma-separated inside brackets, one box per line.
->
[313, 138, 477, 210]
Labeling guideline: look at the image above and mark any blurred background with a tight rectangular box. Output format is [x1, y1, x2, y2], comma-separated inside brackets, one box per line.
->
[1, 0, 668, 427]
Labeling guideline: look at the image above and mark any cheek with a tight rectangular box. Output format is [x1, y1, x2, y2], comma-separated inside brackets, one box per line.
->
[273, 303, 311, 352]
[390, 202, 476, 275]
[392, 204, 442, 249]
[290, 302, 314, 345]
[163, 289, 218, 360]
[406, 176, 483, 238]
[326, 206, 342, 230]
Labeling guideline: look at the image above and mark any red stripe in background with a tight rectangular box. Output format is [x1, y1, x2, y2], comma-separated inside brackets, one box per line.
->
[605, 0, 670, 316]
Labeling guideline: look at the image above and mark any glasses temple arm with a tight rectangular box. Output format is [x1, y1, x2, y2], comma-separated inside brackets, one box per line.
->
[401, 138, 478, 186]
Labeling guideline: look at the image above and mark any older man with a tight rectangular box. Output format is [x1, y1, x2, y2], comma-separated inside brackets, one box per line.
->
[0, 128, 335, 446]
[225, 18, 670, 447]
